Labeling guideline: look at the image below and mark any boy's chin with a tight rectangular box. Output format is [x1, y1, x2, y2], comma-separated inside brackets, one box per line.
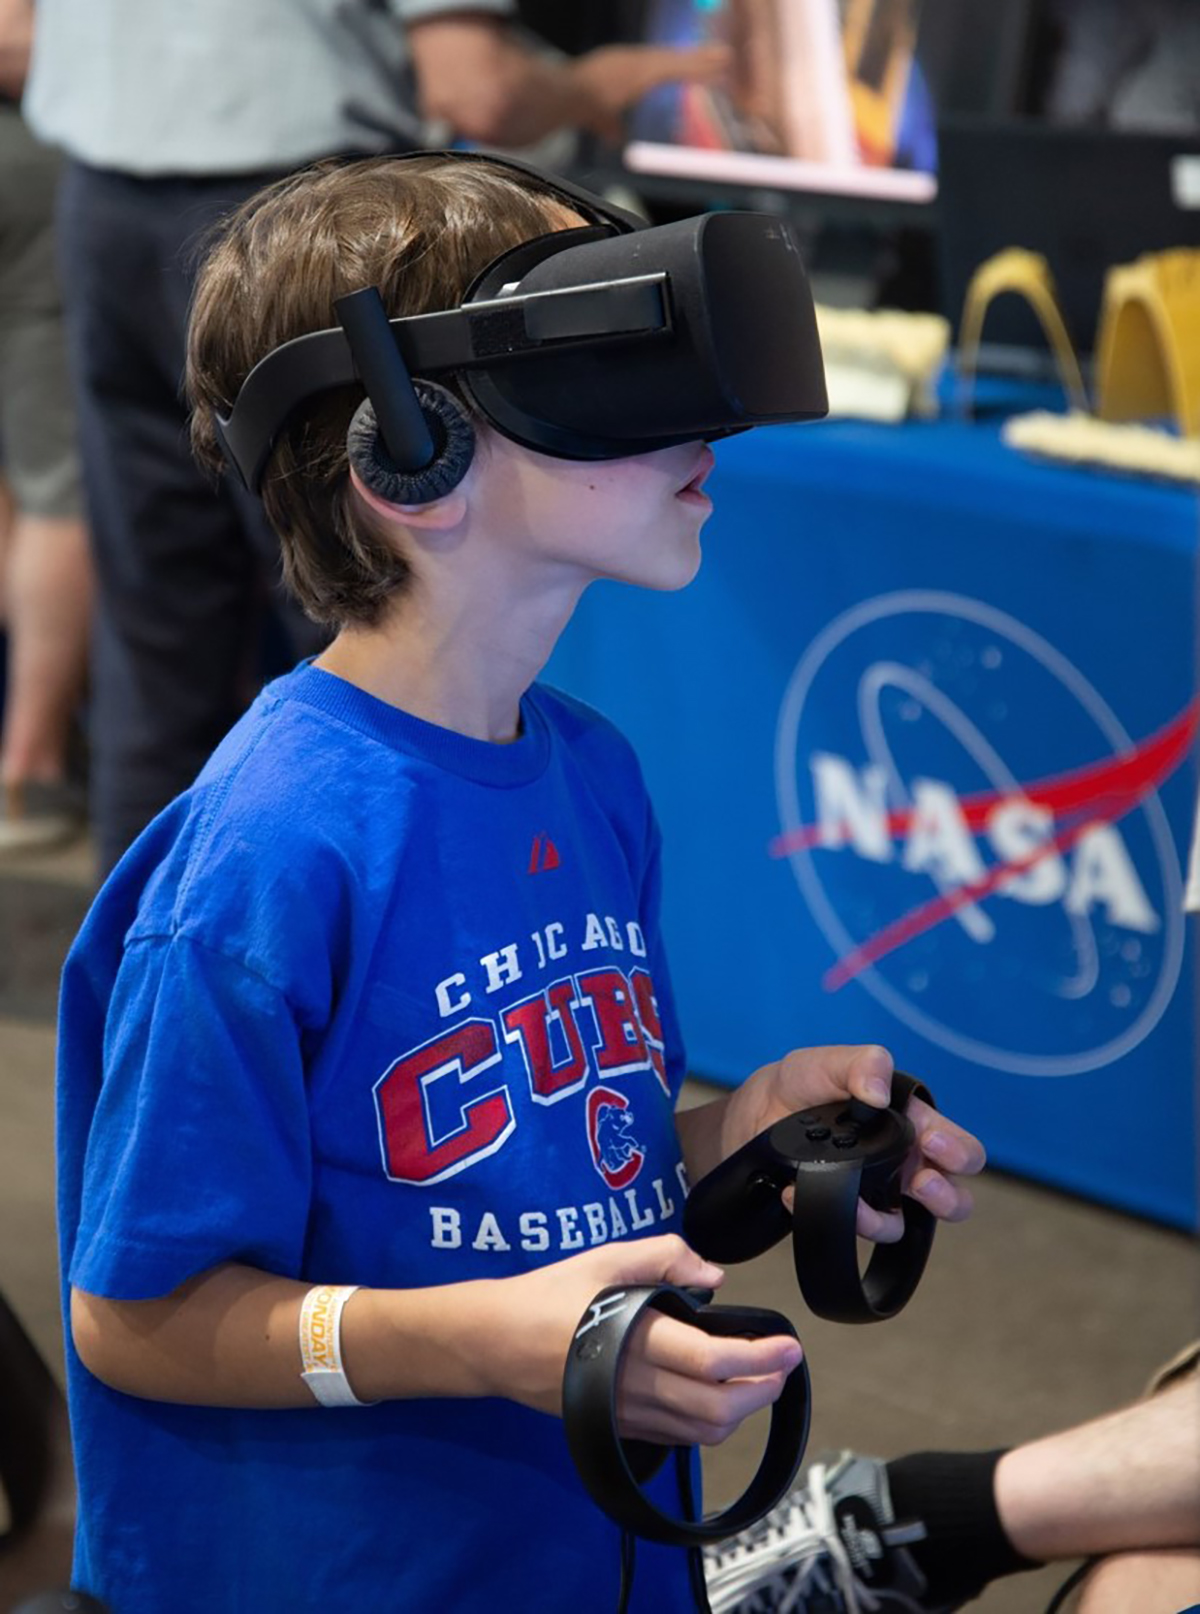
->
[638, 546, 704, 594]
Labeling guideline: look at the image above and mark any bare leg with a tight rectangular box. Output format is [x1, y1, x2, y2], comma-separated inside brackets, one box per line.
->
[1075, 1547, 1200, 1613]
[1, 511, 92, 784]
[995, 1376, 1200, 1564]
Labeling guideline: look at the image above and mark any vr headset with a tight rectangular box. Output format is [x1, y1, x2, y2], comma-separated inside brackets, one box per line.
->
[213, 151, 828, 497]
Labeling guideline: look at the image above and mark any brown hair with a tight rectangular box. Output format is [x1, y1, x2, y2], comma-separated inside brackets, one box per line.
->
[187, 155, 577, 629]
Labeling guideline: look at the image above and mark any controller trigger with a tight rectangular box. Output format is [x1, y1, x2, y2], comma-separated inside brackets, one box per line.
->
[748, 1170, 782, 1203]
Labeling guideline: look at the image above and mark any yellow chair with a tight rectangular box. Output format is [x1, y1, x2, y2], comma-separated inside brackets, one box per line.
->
[1095, 250, 1200, 438]
[955, 247, 1090, 417]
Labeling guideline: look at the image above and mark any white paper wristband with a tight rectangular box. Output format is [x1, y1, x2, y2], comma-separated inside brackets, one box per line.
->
[298, 1283, 377, 1408]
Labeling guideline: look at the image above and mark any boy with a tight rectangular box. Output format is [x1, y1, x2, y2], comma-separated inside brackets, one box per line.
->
[56, 152, 984, 1612]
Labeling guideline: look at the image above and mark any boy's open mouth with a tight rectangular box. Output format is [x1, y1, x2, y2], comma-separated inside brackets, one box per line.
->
[676, 445, 716, 500]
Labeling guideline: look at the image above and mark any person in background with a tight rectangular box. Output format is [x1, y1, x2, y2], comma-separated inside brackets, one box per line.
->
[705, 1347, 1200, 1612]
[1038, 0, 1200, 133]
[23, 0, 727, 876]
[0, 0, 90, 854]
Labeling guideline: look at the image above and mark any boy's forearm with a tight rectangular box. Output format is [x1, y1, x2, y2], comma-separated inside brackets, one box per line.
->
[70, 1264, 503, 1408]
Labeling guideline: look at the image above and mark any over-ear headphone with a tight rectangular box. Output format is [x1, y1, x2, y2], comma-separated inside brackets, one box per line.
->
[336, 287, 477, 506]
[345, 384, 476, 506]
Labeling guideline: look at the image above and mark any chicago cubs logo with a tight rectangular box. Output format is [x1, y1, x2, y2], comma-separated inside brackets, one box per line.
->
[773, 591, 1195, 1076]
[587, 1087, 646, 1189]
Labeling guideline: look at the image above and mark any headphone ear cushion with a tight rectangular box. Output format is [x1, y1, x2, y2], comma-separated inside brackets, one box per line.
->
[346, 381, 476, 505]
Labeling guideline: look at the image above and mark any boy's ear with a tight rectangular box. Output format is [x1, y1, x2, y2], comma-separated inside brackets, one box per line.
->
[348, 464, 467, 530]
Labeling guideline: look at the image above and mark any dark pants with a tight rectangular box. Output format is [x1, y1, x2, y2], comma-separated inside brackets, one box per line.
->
[56, 160, 325, 876]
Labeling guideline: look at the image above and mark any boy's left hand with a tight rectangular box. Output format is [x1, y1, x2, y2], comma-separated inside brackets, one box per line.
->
[708, 1044, 985, 1243]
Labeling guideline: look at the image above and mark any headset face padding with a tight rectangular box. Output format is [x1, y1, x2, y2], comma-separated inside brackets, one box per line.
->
[346, 381, 477, 505]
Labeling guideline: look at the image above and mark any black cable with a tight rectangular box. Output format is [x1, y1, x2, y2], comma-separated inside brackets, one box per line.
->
[1042, 1559, 1096, 1614]
[674, 1447, 714, 1613]
[688, 1544, 712, 1613]
[613, 1449, 714, 1612]
[617, 1527, 636, 1614]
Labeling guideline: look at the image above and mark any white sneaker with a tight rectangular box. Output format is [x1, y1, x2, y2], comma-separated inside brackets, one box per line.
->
[703, 1452, 947, 1614]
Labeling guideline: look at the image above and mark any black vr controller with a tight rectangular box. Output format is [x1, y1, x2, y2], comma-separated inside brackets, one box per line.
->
[562, 1283, 811, 1547]
[682, 1072, 937, 1324]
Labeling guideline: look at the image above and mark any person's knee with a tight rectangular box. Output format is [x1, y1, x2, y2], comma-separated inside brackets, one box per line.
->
[1074, 1547, 1200, 1613]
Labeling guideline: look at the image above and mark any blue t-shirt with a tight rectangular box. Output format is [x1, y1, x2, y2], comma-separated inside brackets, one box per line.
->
[57, 664, 699, 1612]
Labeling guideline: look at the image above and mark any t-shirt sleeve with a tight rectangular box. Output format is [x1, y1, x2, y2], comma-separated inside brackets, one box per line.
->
[69, 935, 313, 1302]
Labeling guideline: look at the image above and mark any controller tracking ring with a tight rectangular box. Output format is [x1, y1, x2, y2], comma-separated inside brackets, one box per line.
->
[683, 1073, 938, 1325]
[562, 1283, 811, 1546]
[791, 1072, 936, 1323]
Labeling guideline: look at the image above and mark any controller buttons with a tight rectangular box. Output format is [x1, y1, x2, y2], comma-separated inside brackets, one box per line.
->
[832, 1131, 860, 1149]
[797, 1110, 825, 1124]
[804, 1126, 831, 1142]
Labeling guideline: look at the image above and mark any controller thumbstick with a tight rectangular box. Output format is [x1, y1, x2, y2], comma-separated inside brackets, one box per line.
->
[841, 1096, 887, 1128]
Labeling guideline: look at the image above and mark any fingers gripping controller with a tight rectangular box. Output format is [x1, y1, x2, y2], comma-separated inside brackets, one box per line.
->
[562, 1285, 811, 1546]
[682, 1073, 937, 1324]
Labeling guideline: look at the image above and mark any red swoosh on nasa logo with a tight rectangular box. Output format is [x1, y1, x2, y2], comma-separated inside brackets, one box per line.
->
[768, 698, 1199, 991]
[769, 698, 1199, 859]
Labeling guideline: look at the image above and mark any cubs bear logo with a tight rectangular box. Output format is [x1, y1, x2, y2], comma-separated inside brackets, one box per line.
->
[586, 1086, 645, 1190]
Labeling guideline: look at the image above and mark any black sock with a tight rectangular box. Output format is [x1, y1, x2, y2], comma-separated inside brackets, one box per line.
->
[884, 1450, 1042, 1607]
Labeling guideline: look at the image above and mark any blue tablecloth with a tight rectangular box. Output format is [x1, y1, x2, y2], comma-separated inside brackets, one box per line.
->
[546, 414, 1200, 1230]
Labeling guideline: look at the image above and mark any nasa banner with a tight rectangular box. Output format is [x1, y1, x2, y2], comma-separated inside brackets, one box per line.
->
[772, 591, 1193, 1081]
[548, 419, 1199, 1231]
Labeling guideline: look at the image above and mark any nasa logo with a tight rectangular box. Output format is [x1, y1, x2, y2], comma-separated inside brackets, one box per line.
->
[586, 1086, 646, 1189]
[773, 591, 1195, 1076]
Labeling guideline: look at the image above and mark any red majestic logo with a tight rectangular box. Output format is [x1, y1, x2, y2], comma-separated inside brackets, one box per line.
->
[528, 833, 561, 873]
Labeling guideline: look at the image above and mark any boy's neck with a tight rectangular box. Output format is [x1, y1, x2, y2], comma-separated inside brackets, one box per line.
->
[314, 580, 583, 744]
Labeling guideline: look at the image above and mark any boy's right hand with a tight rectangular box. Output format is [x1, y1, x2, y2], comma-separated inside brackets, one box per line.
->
[482, 1235, 803, 1449]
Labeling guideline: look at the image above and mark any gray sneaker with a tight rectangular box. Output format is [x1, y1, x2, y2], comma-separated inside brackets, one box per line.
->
[704, 1452, 954, 1613]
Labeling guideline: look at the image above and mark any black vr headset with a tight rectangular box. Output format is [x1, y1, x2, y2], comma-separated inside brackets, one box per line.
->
[213, 150, 828, 504]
